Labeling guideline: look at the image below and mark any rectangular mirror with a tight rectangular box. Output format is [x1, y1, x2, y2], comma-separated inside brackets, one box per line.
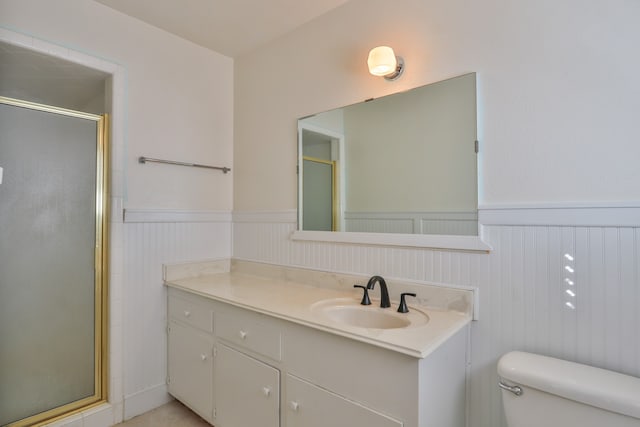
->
[298, 73, 478, 238]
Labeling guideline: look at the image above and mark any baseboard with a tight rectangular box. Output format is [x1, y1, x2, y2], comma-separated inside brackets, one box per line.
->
[80, 404, 116, 427]
[123, 384, 172, 421]
[43, 403, 115, 427]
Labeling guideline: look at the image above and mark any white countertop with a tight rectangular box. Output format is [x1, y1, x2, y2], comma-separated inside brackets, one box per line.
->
[165, 270, 471, 359]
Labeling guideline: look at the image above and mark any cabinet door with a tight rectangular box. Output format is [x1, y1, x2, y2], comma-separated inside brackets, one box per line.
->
[214, 344, 279, 427]
[167, 320, 213, 422]
[286, 374, 403, 427]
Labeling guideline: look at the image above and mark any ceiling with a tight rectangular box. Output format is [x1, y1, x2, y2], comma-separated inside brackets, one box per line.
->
[94, 0, 351, 57]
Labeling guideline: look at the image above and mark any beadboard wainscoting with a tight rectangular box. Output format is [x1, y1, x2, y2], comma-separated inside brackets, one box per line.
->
[122, 210, 232, 420]
[232, 208, 640, 427]
[344, 211, 478, 236]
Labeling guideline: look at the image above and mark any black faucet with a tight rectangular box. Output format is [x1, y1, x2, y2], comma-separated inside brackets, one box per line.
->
[397, 293, 417, 313]
[366, 275, 390, 308]
[353, 285, 371, 305]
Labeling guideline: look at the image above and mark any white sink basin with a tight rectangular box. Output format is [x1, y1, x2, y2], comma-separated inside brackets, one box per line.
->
[311, 298, 429, 330]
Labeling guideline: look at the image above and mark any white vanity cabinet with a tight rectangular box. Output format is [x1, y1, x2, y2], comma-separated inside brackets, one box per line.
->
[167, 286, 469, 427]
[167, 293, 214, 423]
[213, 305, 282, 426]
[283, 321, 467, 427]
[214, 344, 280, 427]
[286, 374, 402, 427]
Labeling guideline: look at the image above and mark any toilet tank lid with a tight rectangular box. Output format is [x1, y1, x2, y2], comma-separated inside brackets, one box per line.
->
[498, 351, 640, 420]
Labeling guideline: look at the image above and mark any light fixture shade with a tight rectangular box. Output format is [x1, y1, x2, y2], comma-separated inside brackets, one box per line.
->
[367, 46, 397, 76]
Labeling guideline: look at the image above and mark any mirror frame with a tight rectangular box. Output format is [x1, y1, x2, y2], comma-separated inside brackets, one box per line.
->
[292, 73, 491, 252]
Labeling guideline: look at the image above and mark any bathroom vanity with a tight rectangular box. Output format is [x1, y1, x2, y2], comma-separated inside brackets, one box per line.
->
[165, 261, 472, 427]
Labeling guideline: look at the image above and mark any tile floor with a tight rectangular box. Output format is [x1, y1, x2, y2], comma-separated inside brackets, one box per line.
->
[115, 401, 210, 427]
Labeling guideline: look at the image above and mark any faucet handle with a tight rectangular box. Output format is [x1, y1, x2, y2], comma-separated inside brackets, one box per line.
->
[353, 285, 372, 305]
[397, 293, 417, 313]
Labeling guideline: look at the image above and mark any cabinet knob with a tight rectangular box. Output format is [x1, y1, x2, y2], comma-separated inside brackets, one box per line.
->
[290, 401, 300, 412]
[262, 387, 271, 397]
[184, 310, 191, 317]
[239, 330, 247, 340]
[200, 354, 207, 361]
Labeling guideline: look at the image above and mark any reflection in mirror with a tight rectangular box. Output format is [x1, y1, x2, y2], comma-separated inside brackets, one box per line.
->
[298, 73, 478, 236]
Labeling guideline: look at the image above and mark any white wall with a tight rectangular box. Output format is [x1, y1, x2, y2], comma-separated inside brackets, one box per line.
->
[233, 1, 640, 427]
[0, 0, 233, 211]
[234, 0, 640, 209]
[0, 1, 234, 425]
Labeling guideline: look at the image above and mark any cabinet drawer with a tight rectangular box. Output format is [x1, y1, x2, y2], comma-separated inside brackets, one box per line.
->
[216, 309, 281, 361]
[286, 374, 403, 427]
[168, 294, 213, 333]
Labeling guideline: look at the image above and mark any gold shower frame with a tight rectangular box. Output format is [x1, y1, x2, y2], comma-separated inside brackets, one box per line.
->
[0, 97, 109, 427]
[302, 155, 338, 231]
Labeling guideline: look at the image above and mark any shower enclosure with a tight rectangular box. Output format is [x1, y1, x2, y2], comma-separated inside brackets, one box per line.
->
[0, 97, 108, 426]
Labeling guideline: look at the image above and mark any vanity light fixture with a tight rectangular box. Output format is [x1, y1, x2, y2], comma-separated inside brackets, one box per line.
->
[367, 46, 404, 81]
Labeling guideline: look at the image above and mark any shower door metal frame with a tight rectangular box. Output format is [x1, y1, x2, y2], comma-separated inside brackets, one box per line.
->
[0, 96, 109, 427]
[301, 155, 337, 231]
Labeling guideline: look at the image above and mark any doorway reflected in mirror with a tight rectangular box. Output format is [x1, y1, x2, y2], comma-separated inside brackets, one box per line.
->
[298, 73, 478, 236]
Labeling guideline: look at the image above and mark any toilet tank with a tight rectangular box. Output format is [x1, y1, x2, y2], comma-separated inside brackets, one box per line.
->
[497, 351, 640, 427]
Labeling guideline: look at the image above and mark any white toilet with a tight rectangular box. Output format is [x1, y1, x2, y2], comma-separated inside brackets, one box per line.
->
[498, 351, 640, 427]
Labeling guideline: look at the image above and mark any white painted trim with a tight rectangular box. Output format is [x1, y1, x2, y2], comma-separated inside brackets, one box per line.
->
[291, 230, 492, 252]
[344, 210, 478, 234]
[229, 206, 640, 228]
[479, 205, 640, 227]
[43, 403, 115, 427]
[124, 209, 232, 223]
[479, 201, 640, 209]
[78, 403, 115, 427]
[232, 210, 297, 223]
[123, 384, 172, 421]
[297, 122, 346, 141]
[345, 211, 477, 220]
[233, 210, 490, 251]
[42, 412, 84, 427]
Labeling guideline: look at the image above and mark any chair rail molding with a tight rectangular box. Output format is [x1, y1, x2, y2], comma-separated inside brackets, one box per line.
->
[478, 203, 640, 227]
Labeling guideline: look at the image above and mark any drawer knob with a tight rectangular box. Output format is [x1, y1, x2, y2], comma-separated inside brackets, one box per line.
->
[239, 330, 247, 340]
[290, 401, 300, 412]
[184, 310, 191, 318]
[262, 387, 271, 397]
[200, 354, 207, 361]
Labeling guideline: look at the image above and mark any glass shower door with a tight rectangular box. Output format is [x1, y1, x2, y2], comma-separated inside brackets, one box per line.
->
[0, 98, 108, 426]
[302, 157, 336, 231]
